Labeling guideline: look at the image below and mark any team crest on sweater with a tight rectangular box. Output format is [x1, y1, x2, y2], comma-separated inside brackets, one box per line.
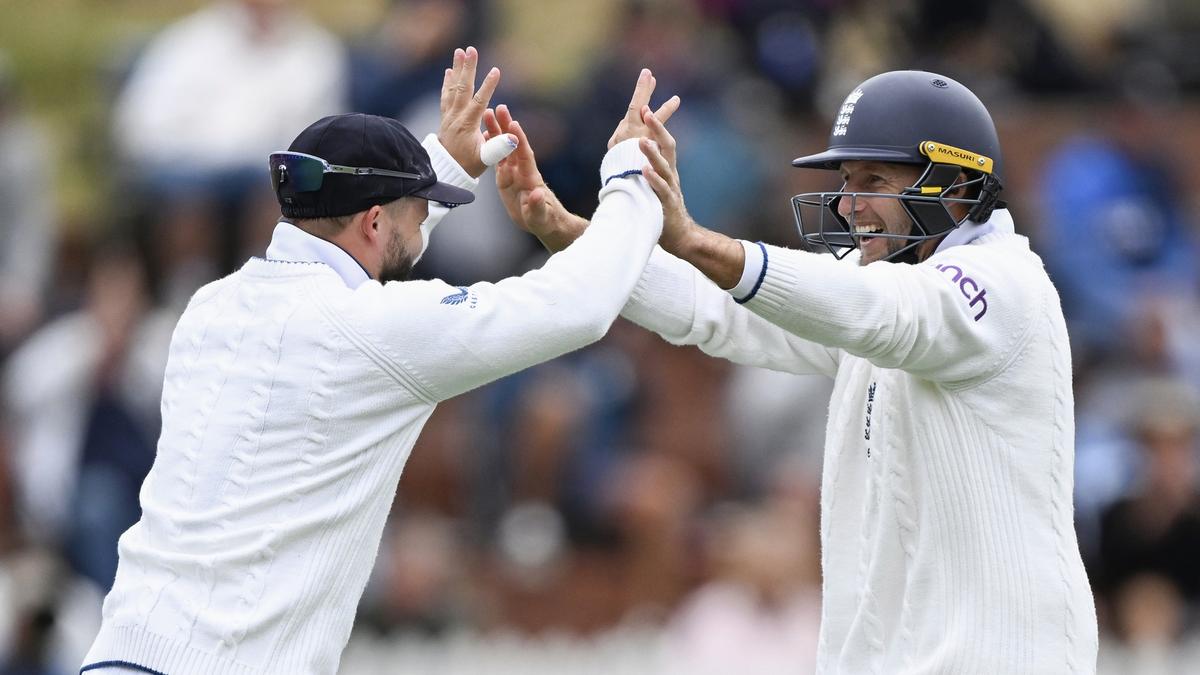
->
[440, 286, 477, 308]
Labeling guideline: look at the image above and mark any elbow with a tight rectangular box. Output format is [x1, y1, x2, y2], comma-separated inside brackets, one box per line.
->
[562, 299, 623, 349]
[577, 307, 620, 345]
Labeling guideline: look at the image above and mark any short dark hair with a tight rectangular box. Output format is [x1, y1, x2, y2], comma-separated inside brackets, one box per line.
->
[283, 197, 415, 238]
[283, 212, 357, 238]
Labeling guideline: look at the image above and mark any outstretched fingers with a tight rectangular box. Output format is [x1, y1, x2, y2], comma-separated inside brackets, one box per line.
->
[440, 68, 455, 115]
[483, 108, 503, 138]
[447, 49, 466, 106]
[506, 120, 540, 176]
[653, 95, 681, 124]
[496, 104, 515, 131]
[472, 66, 501, 111]
[458, 46, 478, 102]
[626, 69, 657, 118]
[641, 105, 678, 167]
[639, 138, 675, 187]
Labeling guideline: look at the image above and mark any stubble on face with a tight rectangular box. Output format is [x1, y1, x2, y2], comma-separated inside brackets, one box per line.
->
[377, 224, 417, 283]
[838, 162, 923, 267]
[376, 198, 428, 284]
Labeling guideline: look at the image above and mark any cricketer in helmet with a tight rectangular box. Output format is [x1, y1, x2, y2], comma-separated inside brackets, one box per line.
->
[487, 69, 1099, 672]
[792, 71, 1006, 266]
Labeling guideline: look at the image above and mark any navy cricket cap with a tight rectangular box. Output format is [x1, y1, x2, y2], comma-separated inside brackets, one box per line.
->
[274, 113, 474, 219]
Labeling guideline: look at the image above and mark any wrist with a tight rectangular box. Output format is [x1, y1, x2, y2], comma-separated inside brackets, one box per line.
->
[539, 210, 588, 253]
[660, 217, 699, 259]
[425, 133, 480, 189]
[668, 223, 744, 290]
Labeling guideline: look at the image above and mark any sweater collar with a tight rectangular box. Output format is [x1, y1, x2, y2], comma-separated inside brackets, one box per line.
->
[934, 208, 1014, 254]
[265, 221, 372, 288]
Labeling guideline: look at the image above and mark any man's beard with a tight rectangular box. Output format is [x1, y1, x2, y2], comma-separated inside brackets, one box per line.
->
[858, 220, 919, 266]
[377, 228, 416, 283]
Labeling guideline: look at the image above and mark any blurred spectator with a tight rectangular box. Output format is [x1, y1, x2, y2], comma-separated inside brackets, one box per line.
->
[899, 0, 1092, 99]
[113, 0, 346, 181]
[1036, 100, 1200, 362]
[561, 0, 768, 237]
[7, 0, 1200, 669]
[348, 0, 480, 119]
[604, 452, 703, 619]
[139, 196, 223, 313]
[1093, 378, 1200, 640]
[0, 54, 55, 356]
[2, 244, 174, 589]
[467, 342, 641, 540]
[694, 0, 829, 111]
[723, 365, 830, 496]
[0, 547, 102, 675]
[111, 0, 347, 270]
[357, 513, 472, 637]
[662, 456, 821, 675]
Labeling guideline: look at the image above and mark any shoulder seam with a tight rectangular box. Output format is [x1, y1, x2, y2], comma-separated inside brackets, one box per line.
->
[307, 282, 441, 404]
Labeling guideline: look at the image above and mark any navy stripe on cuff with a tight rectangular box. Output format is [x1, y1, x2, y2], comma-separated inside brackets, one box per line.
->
[734, 241, 769, 305]
[82, 660, 168, 675]
[603, 169, 643, 186]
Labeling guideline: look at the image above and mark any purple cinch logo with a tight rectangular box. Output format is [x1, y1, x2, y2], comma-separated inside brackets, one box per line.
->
[934, 263, 988, 321]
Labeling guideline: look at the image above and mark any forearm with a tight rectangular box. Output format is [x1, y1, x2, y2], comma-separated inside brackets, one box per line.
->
[664, 223, 745, 291]
[622, 246, 839, 376]
[421, 133, 480, 230]
[383, 139, 664, 401]
[535, 211, 589, 253]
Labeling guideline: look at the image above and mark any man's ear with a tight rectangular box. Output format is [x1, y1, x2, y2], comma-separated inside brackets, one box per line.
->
[358, 205, 384, 242]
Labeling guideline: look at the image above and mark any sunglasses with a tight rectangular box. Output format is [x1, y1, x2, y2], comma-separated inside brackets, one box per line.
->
[269, 151, 423, 193]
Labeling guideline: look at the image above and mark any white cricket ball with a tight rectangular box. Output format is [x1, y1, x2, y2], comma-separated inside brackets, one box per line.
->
[481, 134, 518, 167]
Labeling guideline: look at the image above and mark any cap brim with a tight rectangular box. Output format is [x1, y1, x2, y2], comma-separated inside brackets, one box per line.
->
[411, 181, 475, 206]
[792, 146, 921, 170]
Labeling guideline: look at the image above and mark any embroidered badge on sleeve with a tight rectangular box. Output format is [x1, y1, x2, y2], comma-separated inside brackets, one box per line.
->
[439, 286, 478, 309]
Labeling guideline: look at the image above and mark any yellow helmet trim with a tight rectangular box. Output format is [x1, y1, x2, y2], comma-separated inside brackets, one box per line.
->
[919, 141, 994, 174]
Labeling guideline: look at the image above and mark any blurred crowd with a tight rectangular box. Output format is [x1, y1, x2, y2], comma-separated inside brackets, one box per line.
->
[1, 0, 1200, 673]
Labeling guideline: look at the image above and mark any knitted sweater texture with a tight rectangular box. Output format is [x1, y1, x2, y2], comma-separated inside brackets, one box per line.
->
[82, 138, 662, 674]
[622, 211, 1099, 673]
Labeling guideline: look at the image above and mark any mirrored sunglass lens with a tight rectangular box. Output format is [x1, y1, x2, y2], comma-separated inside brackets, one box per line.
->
[270, 154, 326, 192]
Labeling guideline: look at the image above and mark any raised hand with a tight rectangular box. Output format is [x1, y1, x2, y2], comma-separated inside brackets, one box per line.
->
[639, 105, 695, 255]
[483, 104, 585, 250]
[607, 69, 681, 149]
[438, 46, 501, 178]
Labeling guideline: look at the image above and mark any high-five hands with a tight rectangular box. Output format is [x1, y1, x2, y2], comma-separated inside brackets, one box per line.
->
[637, 105, 695, 255]
[438, 46, 513, 178]
[609, 69, 680, 149]
[483, 68, 682, 251]
[483, 104, 573, 243]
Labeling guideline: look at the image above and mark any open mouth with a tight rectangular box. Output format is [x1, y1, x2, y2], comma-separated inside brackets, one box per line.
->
[854, 224, 885, 244]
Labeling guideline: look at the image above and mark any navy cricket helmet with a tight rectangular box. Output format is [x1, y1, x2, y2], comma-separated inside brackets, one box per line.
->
[791, 70, 1005, 263]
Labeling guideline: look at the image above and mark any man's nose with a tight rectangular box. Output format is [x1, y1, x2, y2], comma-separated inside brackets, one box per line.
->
[837, 192, 859, 217]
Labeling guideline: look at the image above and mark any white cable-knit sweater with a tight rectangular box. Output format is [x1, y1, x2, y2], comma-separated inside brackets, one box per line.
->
[81, 138, 662, 675]
[622, 210, 1099, 673]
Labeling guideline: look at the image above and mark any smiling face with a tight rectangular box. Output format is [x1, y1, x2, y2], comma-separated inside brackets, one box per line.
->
[836, 160, 925, 266]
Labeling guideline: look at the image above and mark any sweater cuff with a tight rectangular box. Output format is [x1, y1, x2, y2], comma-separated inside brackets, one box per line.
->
[599, 138, 646, 189]
[421, 133, 479, 192]
[622, 247, 697, 339]
[729, 240, 767, 302]
[743, 243, 812, 318]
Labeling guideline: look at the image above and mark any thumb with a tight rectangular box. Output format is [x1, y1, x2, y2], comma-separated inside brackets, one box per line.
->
[526, 187, 549, 220]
